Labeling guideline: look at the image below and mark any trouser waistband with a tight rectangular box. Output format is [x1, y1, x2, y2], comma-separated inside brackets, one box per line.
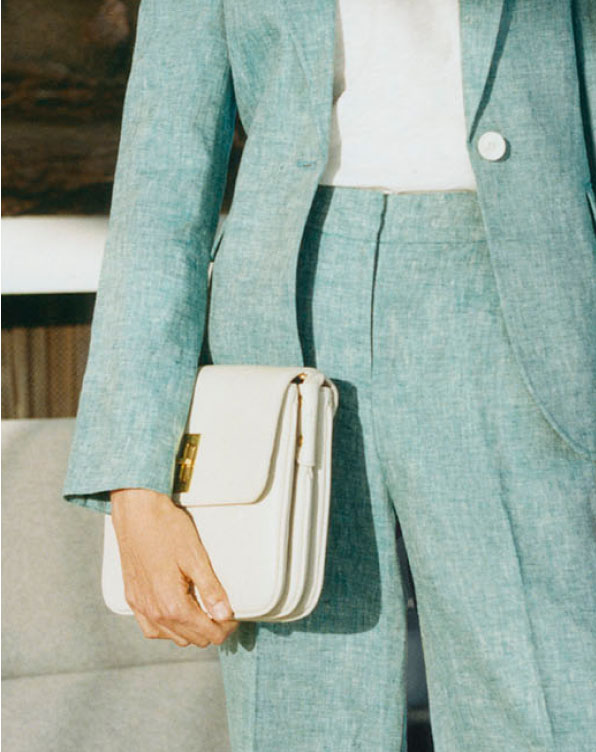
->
[306, 184, 487, 245]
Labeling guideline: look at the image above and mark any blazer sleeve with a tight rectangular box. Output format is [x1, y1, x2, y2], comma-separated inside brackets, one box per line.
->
[62, 0, 236, 514]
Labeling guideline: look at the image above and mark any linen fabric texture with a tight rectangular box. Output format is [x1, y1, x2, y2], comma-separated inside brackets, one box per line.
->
[61, 3, 596, 750]
[215, 184, 596, 752]
[63, 0, 596, 516]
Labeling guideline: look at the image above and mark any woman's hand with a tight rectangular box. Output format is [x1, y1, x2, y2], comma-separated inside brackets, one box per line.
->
[110, 488, 239, 648]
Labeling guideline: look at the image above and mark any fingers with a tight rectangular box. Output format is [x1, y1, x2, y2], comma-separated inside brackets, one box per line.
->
[158, 593, 231, 646]
[112, 489, 240, 649]
[135, 612, 192, 647]
[129, 585, 238, 649]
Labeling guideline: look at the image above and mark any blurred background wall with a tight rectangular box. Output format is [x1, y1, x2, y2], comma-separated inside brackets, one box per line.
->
[3, 0, 137, 216]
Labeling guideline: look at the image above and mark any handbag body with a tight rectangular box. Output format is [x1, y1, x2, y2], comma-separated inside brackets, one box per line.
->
[102, 365, 339, 622]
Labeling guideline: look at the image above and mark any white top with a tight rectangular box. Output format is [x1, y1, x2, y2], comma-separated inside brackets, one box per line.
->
[319, 0, 478, 193]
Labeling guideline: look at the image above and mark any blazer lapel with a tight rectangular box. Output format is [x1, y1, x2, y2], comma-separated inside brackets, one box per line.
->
[281, 0, 507, 155]
[279, 0, 337, 159]
[458, 0, 507, 138]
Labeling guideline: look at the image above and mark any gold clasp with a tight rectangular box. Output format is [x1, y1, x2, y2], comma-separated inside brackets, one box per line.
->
[174, 433, 200, 493]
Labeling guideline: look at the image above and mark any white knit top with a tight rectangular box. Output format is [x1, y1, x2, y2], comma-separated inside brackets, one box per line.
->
[319, 0, 478, 193]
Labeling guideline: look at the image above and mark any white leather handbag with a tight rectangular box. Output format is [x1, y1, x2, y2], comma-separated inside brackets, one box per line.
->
[102, 364, 339, 622]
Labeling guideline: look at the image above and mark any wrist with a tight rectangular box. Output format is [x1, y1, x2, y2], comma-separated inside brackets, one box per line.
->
[110, 488, 173, 518]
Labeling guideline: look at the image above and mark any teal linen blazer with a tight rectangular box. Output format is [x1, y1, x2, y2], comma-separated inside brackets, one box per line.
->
[64, 0, 596, 513]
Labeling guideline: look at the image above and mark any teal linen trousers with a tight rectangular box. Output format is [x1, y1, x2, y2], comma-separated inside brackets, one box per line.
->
[210, 185, 596, 752]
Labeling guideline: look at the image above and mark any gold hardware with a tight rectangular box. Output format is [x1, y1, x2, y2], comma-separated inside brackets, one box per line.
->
[293, 373, 308, 448]
[174, 434, 200, 493]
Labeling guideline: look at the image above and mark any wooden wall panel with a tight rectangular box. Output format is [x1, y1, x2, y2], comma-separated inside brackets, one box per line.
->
[1, 324, 90, 419]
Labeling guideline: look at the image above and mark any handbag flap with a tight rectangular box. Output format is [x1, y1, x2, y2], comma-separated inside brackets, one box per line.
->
[173, 365, 311, 506]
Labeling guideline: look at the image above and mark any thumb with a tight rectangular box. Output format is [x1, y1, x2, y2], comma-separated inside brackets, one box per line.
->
[186, 553, 234, 622]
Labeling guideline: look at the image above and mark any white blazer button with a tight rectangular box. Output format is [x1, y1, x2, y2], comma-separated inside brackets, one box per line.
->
[477, 131, 508, 161]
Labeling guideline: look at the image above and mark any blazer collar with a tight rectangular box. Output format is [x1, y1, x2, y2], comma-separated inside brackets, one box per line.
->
[280, 0, 507, 156]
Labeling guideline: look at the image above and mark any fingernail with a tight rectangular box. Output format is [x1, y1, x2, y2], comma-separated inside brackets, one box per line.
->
[209, 601, 231, 621]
